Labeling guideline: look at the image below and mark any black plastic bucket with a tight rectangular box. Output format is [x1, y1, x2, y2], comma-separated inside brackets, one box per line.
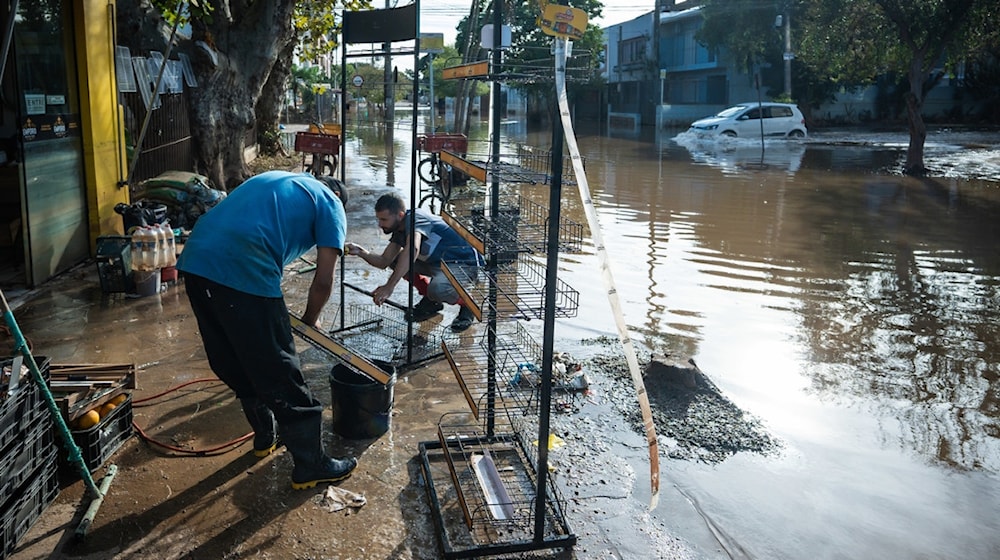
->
[330, 360, 396, 439]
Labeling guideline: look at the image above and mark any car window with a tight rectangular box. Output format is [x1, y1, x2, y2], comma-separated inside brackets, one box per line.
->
[767, 106, 793, 118]
[717, 106, 747, 118]
[744, 108, 761, 120]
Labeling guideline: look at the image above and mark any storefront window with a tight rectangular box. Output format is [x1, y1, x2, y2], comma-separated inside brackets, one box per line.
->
[15, 0, 78, 138]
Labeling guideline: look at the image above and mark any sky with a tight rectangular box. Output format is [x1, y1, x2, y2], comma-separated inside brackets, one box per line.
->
[419, 1, 655, 48]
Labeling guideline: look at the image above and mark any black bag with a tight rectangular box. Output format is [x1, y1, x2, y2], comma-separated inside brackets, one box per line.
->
[114, 200, 167, 234]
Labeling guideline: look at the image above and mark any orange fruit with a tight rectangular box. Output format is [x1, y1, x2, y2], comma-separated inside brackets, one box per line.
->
[110, 394, 128, 406]
[75, 409, 100, 430]
[98, 402, 117, 418]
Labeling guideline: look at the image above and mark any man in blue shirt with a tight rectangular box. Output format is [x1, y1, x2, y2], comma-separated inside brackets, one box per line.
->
[177, 171, 356, 490]
[345, 193, 481, 332]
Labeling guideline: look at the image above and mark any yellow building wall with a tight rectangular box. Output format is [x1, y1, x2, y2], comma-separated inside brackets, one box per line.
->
[75, 0, 129, 246]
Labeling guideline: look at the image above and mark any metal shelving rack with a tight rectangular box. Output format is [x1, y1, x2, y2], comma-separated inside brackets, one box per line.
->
[417, 1, 580, 556]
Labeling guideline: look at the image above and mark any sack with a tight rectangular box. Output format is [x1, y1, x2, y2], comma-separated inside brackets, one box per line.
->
[133, 171, 227, 229]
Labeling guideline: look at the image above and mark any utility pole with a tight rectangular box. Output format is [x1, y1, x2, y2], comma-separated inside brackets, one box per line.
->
[782, 9, 792, 98]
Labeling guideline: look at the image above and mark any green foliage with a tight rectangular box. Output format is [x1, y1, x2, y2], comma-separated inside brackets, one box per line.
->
[423, 46, 489, 99]
[696, 0, 779, 74]
[453, 0, 606, 102]
[294, 0, 373, 61]
[150, 0, 214, 26]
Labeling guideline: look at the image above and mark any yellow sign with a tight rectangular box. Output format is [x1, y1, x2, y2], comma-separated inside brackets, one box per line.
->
[442, 61, 489, 80]
[420, 33, 445, 54]
[440, 150, 487, 183]
[538, 4, 587, 40]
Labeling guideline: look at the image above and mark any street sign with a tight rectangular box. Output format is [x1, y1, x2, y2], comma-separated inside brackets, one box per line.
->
[783, 52, 795, 61]
[420, 33, 444, 54]
[351, 74, 364, 87]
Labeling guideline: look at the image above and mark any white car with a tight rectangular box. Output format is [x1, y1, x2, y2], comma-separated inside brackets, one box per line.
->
[689, 102, 807, 138]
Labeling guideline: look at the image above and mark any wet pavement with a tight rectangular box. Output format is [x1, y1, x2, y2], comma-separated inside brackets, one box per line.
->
[9, 118, 1000, 559]
[8, 160, 716, 559]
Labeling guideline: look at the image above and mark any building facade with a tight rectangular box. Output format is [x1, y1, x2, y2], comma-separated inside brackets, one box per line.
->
[1, 0, 128, 288]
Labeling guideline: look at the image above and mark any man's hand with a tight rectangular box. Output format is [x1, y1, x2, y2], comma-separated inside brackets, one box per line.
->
[345, 242, 364, 256]
[371, 284, 394, 306]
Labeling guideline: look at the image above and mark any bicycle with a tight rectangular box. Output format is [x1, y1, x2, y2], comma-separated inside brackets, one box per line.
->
[295, 123, 340, 178]
[416, 133, 467, 212]
[417, 151, 453, 212]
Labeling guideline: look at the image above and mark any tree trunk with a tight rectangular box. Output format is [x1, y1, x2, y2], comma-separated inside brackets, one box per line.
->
[186, 0, 297, 190]
[904, 55, 928, 175]
[257, 39, 296, 156]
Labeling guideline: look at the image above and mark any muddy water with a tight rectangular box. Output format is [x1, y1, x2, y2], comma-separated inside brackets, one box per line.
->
[345, 116, 1000, 559]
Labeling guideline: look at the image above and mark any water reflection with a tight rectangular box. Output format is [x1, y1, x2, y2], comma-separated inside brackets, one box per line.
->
[576, 129, 1000, 472]
[347, 118, 1000, 472]
[345, 117, 1000, 556]
[673, 131, 807, 174]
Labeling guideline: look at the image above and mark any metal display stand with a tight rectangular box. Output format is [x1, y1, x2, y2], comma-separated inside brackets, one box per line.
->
[326, 2, 447, 369]
[417, 1, 580, 556]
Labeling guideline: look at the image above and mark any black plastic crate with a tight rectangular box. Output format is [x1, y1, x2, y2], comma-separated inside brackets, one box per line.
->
[0, 459, 58, 559]
[65, 395, 134, 473]
[0, 357, 50, 452]
[95, 235, 134, 294]
[0, 420, 56, 505]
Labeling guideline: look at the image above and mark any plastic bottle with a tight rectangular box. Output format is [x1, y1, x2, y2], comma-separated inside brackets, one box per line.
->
[130, 229, 143, 271]
[153, 222, 168, 268]
[141, 226, 158, 270]
[162, 221, 177, 267]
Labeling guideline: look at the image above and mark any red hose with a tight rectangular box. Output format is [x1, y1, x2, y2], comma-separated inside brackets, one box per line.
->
[130, 377, 257, 456]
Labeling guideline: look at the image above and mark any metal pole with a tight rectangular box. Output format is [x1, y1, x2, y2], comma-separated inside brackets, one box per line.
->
[428, 52, 435, 131]
[783, 10, 792, 98]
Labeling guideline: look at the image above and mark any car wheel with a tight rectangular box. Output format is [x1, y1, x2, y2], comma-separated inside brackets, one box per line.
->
[788, 129, 805, 138]
[721, 130, 737, 137]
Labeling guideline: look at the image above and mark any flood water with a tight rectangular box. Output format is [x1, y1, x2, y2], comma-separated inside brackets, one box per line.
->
[342, 113, 1000, 559]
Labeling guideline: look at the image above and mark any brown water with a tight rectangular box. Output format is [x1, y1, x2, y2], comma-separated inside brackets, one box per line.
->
[344, 116, 1000, 559]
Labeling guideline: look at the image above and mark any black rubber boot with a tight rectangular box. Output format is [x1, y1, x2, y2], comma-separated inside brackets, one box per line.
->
[280, 418, 358, 490]
[240, 398, 277, 458]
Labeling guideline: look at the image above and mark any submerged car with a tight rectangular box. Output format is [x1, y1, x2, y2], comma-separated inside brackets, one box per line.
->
[688, 102, 807, 138]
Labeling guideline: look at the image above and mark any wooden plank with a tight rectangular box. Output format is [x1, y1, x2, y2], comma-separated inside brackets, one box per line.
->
[442, 341, 479, 418]
[441, 261, 481, 322]
[442, 60, 489, 80]
[437, 425, 475, 530]
[441, 210, 485, 255]
[440, 150, 487, 183]
[288, 314, 391, 385]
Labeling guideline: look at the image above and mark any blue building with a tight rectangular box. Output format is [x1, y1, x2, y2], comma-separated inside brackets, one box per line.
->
[604, 0, 981, 131]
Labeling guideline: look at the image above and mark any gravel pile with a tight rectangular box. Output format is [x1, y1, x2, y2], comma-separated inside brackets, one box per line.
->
[587, 349, 781, 464]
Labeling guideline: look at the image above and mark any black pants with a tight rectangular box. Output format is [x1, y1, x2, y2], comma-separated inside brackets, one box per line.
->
[183, 273, 322, 427]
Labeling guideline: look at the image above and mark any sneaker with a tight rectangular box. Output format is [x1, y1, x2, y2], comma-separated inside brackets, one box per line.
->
[450, 306, 476, 332]
[291, 456, 358, 490]
[404, 297, 443, 322]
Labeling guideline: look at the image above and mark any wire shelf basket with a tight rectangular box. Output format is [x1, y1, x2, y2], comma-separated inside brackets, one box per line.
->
[422, 412, 575, 548]
[332, 304, 445, 367]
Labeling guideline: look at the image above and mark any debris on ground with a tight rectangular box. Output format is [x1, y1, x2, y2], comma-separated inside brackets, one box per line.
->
[314, 485, 366, 513]
[587, 348, 782, 464]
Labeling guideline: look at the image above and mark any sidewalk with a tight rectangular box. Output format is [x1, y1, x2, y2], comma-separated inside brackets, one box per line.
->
[8, 178, 718, 559]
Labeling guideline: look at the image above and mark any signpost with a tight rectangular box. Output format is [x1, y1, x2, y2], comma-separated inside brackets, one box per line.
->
[420, 33, 444, 129]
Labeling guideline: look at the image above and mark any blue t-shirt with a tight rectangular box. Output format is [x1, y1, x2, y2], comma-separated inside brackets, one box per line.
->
[389, 208, 482, 266]
[176, 171, 346, 297]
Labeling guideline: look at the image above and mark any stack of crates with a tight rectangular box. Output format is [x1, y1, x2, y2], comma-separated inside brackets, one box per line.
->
[1, 357, 57, 559]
